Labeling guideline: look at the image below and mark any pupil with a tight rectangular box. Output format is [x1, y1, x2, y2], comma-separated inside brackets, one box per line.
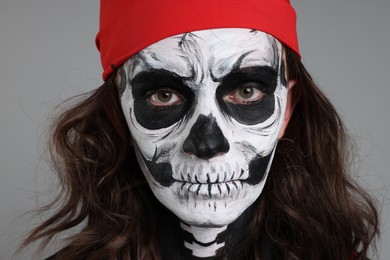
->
[240, 87, 253, 98]
[158, 91, 172, 102]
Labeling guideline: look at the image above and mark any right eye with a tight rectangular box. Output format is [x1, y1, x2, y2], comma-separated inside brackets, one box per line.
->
[146, 88, 185, 107]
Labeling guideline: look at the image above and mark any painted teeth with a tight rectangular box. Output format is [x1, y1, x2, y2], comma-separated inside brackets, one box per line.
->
[174, 162, 249, 184]
[179, 170, 246, 184]
[181, 181, 242, 197]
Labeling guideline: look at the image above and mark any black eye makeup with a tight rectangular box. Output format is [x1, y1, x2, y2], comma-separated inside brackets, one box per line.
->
[130, 69, 194, 130]
[216, 66, 278, 125]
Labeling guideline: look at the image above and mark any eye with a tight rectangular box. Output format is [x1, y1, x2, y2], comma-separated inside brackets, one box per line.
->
[223, 82, 265, 105]
[146, 88, 184, 107]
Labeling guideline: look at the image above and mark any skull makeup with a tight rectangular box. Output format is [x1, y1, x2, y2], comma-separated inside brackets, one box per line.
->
[118, 29, 288, 227]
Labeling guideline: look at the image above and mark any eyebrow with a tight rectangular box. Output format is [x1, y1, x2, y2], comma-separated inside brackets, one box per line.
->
[130, 68, 195, 98]
[131, 69, 186, 86]
[219, 66, 279, 93]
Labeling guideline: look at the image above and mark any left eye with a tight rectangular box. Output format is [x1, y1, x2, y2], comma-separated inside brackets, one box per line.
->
[223, 83, 265, 105]
[146, 88, 184, 107]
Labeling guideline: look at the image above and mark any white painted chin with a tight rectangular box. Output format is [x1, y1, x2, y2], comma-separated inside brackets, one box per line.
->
[148, 177, 268, 227]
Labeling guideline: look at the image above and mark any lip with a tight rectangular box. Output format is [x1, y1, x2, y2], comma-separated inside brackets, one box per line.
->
[178, 179, 244, 198]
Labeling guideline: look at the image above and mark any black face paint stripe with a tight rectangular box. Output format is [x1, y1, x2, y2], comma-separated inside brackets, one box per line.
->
[118, 67, 127, 97]
[210, 51, 256, 83]
[280, 61, 287, 87]
[138, 146, 175, 187]
[271, 38, 279, 68]
[246, 148, 274, 185]
[177, 33, 206, 84]
[177, 32, 200, 48]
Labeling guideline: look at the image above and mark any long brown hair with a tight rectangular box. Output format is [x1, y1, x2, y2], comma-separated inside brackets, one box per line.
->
[21, 47, 379, 259]
[250, 48, 379, 259]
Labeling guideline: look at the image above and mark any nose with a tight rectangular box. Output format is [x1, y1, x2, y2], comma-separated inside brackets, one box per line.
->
[183, 114, 230, 160]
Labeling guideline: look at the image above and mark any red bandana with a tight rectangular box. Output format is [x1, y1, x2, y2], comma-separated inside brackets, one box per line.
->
[96, 0, 300, 80]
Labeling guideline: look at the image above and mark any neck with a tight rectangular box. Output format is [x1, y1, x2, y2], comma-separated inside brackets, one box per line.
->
[155, 203, 256, 260]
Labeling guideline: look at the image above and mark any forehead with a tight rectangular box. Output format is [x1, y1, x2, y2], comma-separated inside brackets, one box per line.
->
[129, 28, 280, 78]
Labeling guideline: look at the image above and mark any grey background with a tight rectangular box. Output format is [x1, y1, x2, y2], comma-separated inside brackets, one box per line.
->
[0, 0, 389, 259]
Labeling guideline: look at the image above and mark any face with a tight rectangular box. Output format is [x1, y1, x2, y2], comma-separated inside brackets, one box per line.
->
[118, 29, 288, 227]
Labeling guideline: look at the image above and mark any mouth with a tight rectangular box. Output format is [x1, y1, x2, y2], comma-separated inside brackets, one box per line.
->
[177, 179, 244, 198]
[174, 168, 247, 198]
[137, 146, 274, 192]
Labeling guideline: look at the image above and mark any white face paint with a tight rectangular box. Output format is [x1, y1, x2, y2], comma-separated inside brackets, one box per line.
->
[118, 28, 288, 227]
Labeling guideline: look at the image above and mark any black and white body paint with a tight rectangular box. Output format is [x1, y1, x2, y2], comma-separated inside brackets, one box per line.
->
[118, 29, 288, 258]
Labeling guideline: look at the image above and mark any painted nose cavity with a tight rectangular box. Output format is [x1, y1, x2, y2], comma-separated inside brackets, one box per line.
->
[183, 114, 230, 160]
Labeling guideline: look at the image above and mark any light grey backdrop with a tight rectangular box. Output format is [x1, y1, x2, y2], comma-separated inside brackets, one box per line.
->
[0, 0, 389, 259]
